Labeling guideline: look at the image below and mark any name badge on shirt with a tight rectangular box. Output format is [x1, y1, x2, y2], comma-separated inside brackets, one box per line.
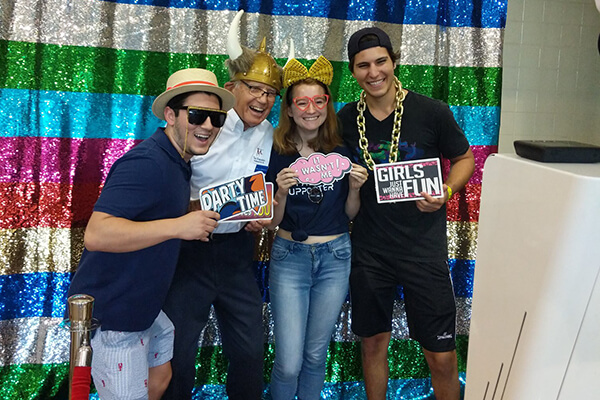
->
[374, 158, 444, 203]
[252, 146, 269, 167]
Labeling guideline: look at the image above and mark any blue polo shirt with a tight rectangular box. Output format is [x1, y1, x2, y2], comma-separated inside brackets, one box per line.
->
[67, 128, 191, 332]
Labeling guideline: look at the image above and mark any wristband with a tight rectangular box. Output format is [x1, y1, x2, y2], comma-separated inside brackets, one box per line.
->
[446, 185, 453, 201]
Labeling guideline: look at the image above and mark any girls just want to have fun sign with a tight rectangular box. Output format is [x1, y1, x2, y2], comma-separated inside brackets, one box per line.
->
[374, 158, 444, 203]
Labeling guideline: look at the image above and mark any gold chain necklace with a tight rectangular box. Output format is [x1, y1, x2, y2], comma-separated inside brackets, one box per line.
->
[357, 77, 406, 170]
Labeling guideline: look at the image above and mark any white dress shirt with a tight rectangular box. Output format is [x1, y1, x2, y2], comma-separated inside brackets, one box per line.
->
[189, 108, 274, 233]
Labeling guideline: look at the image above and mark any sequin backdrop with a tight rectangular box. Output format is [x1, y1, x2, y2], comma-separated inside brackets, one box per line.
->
[0, 0, 505, 398]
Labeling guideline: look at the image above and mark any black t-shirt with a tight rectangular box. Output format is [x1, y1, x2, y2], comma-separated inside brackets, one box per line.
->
[338, 91, 470, 261]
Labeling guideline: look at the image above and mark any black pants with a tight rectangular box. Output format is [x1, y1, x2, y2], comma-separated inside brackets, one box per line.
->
[162, 230, 264, 400]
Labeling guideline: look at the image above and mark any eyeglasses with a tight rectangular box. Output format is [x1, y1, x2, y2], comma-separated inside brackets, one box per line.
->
[178, 106, 228, 128]
[240, 81, 279, 101]
[292, 94, 330, 111]
[307, 186, 323, 204]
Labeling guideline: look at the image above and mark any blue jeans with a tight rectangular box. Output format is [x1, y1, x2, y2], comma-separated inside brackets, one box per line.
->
[269, 233, 351, 400]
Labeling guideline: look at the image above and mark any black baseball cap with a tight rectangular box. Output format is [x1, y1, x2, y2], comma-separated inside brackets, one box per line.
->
[347, 27, 394, 60]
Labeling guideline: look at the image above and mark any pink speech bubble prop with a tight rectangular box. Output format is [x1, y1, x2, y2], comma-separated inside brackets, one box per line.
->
[289, 152, 352, 185]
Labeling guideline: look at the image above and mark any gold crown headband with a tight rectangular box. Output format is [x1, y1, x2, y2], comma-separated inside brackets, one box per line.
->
[283, 56, 334, 89]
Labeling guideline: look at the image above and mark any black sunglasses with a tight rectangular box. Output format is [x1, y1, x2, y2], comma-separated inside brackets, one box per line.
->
[178, 106, 227, 128]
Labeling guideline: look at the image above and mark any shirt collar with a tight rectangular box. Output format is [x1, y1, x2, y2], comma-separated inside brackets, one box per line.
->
[153, 128, 192, 176]
[226, 108, 271, 134]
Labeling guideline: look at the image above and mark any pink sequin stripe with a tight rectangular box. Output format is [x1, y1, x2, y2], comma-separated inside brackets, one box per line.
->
[441, 145, 497, 185]
[442, 145, 497, 222]
[0, 137, 140, 184]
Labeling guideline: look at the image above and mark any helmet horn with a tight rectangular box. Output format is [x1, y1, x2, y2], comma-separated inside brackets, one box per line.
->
[227, 10, 244, 61]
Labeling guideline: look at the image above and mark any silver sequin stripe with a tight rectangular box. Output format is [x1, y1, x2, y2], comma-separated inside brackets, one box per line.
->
[201, 298, 472, 347]
[1, 298, 470, 365]
[0, 317, 69, 366]
[1, 0, 502, 68]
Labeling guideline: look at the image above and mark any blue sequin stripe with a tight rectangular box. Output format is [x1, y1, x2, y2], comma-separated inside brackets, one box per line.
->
[101, 0, 507, 28]
[0, 89, 499, 146]
[0, 272, 70, 320]
[184, 374, 466, 399]
[0, 89, 158, 140]
[450, 259, 475, 298]
[0, 260, 473, 321]
[391, 259, 474, 300]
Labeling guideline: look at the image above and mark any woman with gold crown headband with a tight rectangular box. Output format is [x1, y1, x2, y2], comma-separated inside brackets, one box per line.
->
[266, 41, 368, 400]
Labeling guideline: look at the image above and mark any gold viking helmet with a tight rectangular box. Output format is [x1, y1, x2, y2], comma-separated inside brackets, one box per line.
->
[226, 10, 282, 91]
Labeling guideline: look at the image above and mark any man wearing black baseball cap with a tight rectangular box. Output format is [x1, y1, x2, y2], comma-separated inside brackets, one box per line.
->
[338, 27, 475, 400]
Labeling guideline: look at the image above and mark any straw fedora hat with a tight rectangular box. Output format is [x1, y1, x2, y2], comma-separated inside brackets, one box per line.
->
[152, 68, 236, 120]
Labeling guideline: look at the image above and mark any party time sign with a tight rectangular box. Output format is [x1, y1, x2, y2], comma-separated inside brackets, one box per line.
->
[199, 172, 273, 222]
[374, 158, 444, 203]
[289, 152, 352, 185]
[225, 182, 273, 222]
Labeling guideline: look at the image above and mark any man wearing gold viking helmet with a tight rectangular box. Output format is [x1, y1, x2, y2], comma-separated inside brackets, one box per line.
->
[162, 10, 282, 400]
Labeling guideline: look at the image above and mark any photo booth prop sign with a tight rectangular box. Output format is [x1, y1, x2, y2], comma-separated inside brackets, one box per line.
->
[374, 158, 444, 203]
[289, 152, 352, 185]
[225, 182, 273, 222]
[199, 172, 273, 222]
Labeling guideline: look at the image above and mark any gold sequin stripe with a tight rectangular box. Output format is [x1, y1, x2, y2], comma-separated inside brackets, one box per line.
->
[0, 228, 84, 275]
[253, 229, 276, 262]
[0, 227, 276, 276]
[447, 221, 479, 261]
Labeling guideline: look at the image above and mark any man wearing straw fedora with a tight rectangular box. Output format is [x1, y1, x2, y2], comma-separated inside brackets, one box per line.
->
[162, 10, 282, 400]
[67, 68, 234, 400]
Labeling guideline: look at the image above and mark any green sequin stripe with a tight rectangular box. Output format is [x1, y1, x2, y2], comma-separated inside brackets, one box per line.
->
[1, 40, 500, 107]
[195, 335, 469, 385]
[0, 336, 466, 396]
[0, 363, 69, 399]
[334, 62, 501, 106]
[0, 39, 230, 98]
